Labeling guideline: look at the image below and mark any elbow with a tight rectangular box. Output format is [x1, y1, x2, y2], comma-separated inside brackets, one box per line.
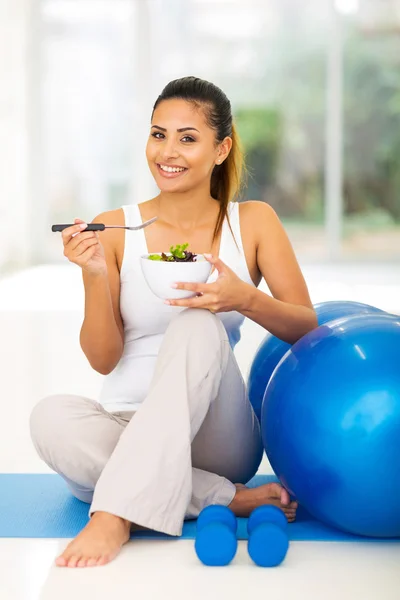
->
[308, 307, 319, 332]
[81, 344, 122, 375]
[80, 333, 123, 376]
[94, 364, 114, 376]
[300, 306, 319, 339]
[89, 358, 119, 376]
[288, 307, 319, 345]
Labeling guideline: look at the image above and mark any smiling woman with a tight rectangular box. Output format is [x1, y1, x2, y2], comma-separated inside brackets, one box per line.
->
[145, 77, 244, 247]
[30, 75, 313, 569]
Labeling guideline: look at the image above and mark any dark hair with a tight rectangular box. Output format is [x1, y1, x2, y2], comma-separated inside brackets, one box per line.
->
[152, 76, 246, 244]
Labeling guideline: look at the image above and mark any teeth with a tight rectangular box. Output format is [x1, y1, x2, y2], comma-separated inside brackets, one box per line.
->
[159, 164, 186, 173]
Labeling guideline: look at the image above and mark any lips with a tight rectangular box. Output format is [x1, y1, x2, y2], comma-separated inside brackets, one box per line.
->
[156, 163, 188, 179]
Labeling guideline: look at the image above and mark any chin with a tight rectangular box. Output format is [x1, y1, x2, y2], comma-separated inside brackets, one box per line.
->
[155, 177, 193, 194]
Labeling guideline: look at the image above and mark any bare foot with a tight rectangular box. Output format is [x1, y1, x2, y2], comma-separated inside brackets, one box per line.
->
[228, 483, 298, 522]
[55, 512, 131, 568]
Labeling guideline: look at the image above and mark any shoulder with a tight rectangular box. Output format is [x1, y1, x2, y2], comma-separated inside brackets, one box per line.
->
[238, 201, 281, 237]
[238, 200, 278, 220]
[91, 208, 124, 226]
[91, 209, 125, 266]
[238, 201, 287, 253]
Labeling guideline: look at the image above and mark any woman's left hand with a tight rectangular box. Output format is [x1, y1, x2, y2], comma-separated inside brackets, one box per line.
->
[165, 254, 249, 313]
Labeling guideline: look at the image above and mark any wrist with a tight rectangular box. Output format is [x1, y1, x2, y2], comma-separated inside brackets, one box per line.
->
[83, 267, 108, 279]
[82, 268, 109, 289]
[237, 282, 257, 313]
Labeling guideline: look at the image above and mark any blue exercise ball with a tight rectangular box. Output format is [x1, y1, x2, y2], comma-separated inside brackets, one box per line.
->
[248, 301, 385, 421]
[261, 312, 400, 538]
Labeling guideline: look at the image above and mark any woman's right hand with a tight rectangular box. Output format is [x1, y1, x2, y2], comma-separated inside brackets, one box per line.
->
[62, 218, 107, 275]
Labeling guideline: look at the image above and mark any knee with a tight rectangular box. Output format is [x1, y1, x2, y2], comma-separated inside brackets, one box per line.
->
[29, 394, 73, 451]
[171, 308, 228, 341]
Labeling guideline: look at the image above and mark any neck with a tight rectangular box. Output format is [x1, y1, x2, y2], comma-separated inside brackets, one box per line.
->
[156, 185, 220, 231]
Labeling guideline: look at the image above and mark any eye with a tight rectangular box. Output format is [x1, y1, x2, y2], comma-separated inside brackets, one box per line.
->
[181, 136, 195, 143]
[151, 132, 164, 139]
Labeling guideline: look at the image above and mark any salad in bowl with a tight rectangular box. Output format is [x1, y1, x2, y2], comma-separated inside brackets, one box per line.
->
[140, 243, 212, 300]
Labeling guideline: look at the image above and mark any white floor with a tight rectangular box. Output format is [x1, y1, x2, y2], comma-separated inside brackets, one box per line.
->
[1, 262, 400, 600]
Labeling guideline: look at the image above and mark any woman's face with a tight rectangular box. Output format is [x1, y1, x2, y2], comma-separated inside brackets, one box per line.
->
[146, 98, 230, 194]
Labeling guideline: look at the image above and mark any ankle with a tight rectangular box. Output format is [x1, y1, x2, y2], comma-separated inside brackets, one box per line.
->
[228, 486, 252, 518]
[92, 511, 131, 529]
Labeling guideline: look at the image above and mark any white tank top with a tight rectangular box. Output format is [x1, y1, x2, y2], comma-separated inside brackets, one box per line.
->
[99, 201, 256, 412]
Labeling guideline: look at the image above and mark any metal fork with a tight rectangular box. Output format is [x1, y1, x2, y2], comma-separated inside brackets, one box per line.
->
[52, 216, 158, 232]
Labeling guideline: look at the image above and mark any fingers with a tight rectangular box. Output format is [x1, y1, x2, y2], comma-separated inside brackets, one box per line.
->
[167, 283, 218, 309]
[69, 231, 98, 251]
[76, 244, 99, 266]
[64, 233, 99, 259]
[172, 282, 210, 294]
[61, 222, 88, 246]
[165, 295, 207, 308]
[204, 254, 227, 274]
[61, 218, 100, 267]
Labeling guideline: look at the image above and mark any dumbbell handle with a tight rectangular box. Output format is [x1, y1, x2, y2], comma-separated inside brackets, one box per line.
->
[247, 504, 288, 535]
[195, 505, 238, 567]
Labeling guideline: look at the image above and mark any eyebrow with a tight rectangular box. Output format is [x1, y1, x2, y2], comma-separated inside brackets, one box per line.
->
[151, 125, 200, 133]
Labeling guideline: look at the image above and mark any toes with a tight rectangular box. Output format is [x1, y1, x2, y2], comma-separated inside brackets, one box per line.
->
[285, 509, 297, 523]
[283, 512, 295, 519]
[269, 482, 291, 507]
[280, 487, 291, 506]
[96, 554, 112, 567]
[282, 507, 297, 520]
[55, 555, 67, 567]
[55, 545, 73, 568]
[67, 555, 80, 568]
[86, 558, 98, 567]
[77, 557, 99, 568]
[77, 558, 88, 568]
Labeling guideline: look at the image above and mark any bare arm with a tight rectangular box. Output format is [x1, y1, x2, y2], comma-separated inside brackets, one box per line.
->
[79, 212, 124, 374]
[240, 202, 318, 344]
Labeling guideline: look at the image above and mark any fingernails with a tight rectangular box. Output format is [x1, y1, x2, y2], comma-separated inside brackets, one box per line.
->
[203, 253, 212, 259]
[164, 300, 171, 305]
[170, 283, 178, 289]
[80, 223, 87, 229]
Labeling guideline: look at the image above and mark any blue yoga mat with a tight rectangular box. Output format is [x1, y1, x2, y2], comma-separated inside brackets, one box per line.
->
[0, 473, 398, 542]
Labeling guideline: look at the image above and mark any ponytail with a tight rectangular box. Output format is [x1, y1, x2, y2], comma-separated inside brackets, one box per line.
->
[210, 122, 246, 244]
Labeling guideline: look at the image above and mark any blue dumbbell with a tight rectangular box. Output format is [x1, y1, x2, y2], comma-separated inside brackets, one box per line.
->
[195, 505, 238, 566]
[247, 505, 289, 567]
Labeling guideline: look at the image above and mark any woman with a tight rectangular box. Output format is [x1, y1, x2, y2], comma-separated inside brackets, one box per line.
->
[30, 76, 317, 568]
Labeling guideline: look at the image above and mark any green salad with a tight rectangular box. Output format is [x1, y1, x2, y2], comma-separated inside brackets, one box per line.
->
[148, 243, 197, 263]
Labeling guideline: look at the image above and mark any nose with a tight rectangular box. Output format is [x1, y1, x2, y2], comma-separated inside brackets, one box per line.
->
[160, 137, 180, 160]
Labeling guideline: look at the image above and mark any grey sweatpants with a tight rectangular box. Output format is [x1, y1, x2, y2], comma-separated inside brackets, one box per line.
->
[30, 308, 263, 536]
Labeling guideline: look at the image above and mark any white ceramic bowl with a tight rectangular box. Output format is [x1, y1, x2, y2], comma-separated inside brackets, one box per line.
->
[140, 253, 212, 300]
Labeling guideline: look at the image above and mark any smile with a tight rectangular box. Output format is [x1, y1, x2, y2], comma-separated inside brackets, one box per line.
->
[157, 163, 188, 178]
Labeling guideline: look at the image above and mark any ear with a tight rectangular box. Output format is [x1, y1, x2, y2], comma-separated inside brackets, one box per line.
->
[216, 136, 233, 166]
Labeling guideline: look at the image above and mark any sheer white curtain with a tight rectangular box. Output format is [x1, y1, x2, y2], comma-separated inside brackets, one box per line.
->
[2, 0, 398, 272]
[0, 0, 32, 271]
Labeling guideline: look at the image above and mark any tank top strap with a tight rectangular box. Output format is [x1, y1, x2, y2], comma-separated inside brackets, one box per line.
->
[220, 201, 254, 286]
[120, 203, 147, 280]
[224, 202, 244, 258]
